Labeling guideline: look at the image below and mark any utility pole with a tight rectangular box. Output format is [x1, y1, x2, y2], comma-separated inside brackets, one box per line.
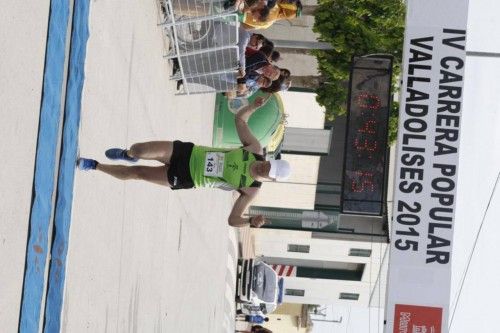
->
[466, 51, 500, 58]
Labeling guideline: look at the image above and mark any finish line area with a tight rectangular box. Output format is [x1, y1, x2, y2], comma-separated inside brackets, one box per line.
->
[1, 1, 500, 333]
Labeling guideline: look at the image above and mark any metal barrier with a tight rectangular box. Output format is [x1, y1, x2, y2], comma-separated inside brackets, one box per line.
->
[159, 0, 241, 95]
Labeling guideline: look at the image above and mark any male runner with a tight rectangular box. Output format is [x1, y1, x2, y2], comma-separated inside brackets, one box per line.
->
[78, 95, 290, 228]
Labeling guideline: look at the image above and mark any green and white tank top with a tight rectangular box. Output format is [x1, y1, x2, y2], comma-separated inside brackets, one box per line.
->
[189, 146, 263, 190]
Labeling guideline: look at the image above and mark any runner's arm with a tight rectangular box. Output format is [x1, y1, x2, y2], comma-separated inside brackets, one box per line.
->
[228, 187, 266, 227]
[234, 94, 271, 154]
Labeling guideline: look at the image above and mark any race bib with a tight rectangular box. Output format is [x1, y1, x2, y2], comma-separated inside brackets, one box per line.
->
[204, 152, 225, 177]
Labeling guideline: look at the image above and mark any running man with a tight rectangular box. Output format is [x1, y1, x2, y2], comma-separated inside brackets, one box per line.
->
[77, 95, 290, 228]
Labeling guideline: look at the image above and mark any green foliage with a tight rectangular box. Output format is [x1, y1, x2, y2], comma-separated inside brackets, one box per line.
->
[388, 100, 399, 144]
[312, 0, 405, 144]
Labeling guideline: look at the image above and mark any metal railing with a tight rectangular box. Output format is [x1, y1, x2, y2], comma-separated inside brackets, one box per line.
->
[159, 0, 241, 95]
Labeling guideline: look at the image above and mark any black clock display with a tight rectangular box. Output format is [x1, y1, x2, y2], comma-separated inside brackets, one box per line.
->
[341, 56, 393, 216]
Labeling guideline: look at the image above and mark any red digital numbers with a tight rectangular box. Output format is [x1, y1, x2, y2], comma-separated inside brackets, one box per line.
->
[343, 60, 392, 213]
[357, 119, 377, 134]
[354, 137, 378, 152]
[355, 92, 381, 110]
[351, 171, 375, 193]
[349, 92, 380, 194]
[353, 92, 381, 158]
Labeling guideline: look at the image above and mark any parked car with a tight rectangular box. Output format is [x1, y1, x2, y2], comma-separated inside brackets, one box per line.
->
[236, 258, 284, 316]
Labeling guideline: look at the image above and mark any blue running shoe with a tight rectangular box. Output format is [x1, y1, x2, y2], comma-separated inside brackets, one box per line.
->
[78, 158, 98, 171]
[105, 148, 138, 162]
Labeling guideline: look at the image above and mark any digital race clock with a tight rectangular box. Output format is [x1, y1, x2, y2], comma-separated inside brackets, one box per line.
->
[341, 56, 393, 215]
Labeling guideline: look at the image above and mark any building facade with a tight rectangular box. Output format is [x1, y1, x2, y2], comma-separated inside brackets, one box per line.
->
[242, 4, 392, 332]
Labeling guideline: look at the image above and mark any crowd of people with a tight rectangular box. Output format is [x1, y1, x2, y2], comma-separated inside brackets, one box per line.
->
[170, 0, 299, 98]
[227, 0, 300, 99]
[225, 0, 299, 99]
[230, 32, 292, 99]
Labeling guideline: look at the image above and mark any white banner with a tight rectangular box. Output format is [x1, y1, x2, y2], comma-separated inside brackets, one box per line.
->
[385, 1, 469, 333]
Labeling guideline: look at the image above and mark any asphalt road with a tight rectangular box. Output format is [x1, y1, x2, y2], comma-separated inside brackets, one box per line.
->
[1, 0, 240, 331]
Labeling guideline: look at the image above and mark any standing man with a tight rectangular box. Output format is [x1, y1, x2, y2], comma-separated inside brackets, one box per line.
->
[78, 95, 290, 228]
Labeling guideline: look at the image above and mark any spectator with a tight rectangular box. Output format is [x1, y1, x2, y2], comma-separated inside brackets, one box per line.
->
[270, 50, 281, 63]
[260, 68, 291, 93]
[245, 44, 274, 75]
[245, 315, 269, 324]
[235, 324, 273, 333]
[171, 0, 271, 27]
[240, 0, 302, 30]
[226, 75, 272, 99]
[248, 34, 267, 51]
[255, 64, 281, 81]
[251, 325, 273, 333]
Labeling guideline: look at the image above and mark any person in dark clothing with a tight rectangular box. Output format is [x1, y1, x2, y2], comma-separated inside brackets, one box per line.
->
[251, 326, 273, 333]
[245, 44, 274, 77]
[260, 69, 291, 94]
[235, 324, 273, 333]
[245, 315, 269, 324]
[270, 50, 281, 63]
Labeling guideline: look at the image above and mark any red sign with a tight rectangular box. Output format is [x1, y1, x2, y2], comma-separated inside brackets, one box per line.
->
[394, 304, 442, 333]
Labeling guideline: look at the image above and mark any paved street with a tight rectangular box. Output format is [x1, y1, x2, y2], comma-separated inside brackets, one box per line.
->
[1, 0, 242, 332]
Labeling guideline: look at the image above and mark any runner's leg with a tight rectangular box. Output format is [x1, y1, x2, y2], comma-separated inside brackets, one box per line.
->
[96, 163, 171, 187]
[127, 141, 174, 164]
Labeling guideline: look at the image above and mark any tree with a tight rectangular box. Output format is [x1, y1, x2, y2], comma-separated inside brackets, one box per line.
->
[312, 0, 405, 143]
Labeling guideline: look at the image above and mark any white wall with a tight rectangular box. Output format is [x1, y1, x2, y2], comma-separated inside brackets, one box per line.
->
[263, 15, 320, 43]
[284, 277, 371, 307]
[253, 229, 388, 307]
[278, 53, 320, 76]
[281, 91, 325, 128]
[253, 154, 320, 209]
[253, 91, 325, 208]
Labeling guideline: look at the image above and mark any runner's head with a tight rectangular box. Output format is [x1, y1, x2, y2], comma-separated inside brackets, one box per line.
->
[252, 160, 291, 181]
[268, 159, 291, 181]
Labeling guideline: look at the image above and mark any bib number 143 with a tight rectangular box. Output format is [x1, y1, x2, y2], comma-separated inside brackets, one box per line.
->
[204, 152, 225, 177]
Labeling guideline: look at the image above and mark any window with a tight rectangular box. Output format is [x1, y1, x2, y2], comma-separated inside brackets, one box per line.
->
[338, 227, 355, 233]
[349, 248, 372, 257]
[287, 244, 310, 253]
[296, 264, 365, 281]
[339, 293, 359, 301]
[285, 289, 305, 297]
